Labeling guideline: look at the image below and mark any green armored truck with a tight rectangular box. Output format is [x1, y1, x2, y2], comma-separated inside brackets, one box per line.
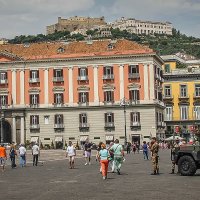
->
[175, 144, 200, 176]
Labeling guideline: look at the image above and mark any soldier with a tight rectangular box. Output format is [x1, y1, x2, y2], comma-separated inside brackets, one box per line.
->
[170, 139, 180, 174]
[150, 137, 159, 175]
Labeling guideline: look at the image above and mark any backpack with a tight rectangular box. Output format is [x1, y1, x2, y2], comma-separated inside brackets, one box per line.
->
[10, 148, 16, 157]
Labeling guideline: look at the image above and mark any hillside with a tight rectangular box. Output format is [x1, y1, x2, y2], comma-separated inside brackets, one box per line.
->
[7, 28, 200, 58]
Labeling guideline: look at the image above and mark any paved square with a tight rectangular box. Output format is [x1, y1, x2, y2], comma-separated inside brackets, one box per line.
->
[0, 150, 200, 200]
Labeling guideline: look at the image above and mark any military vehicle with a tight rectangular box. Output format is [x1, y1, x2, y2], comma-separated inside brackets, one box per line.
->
[174, 144, 200, 176]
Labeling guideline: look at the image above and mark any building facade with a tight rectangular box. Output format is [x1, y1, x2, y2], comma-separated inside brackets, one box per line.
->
[0, 39, 164, 148]
[162, 56, 200, 140]
[46, 16, 106, 35]
[111, 17, 173, 35]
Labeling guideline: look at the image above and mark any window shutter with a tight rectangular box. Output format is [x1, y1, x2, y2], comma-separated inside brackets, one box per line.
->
[160, 70, 163, 78]
[5, 96, 8, 105]
[37, 70, 39, 78]
[130, 112, 133, 122]
[5, 72, 7, 79]
[61, 69, 63, 77]
[53, 69, 56, 77]
[37, 94, 39, 104]
[129, 65, 131, 74]
[137, 90, 140, 100]
[86, 92, 89, 102]
[78, 93, 81, 103]
[54, 115, 57, 124]
[103, 66, 106, 75]
[30, 95, 32, 104]
[61, 93, 64, 103]
[78, 68, 80, 76]
[129, 90, 132, 100]
[61, 114, 63, 124]
[54, 94, 56, 103]
[37, 115, 39, 124]
[104, 113, 107, 123]
[30, 116, 32, 124]
[30, 71, 32, 79]
[138, 112, 140, 122]
[79, 114, 82, 124]
[111, 91, 114, 102]
[137, 65, 139, 73]
[111, 66, 113, 75]
[104, 91, 106, 102]
[86, 68, 88, 76]
[85, 114, 87, 123]
[111, 113, 114, 123]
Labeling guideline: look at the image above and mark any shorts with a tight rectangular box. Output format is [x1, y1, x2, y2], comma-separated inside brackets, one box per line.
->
[69, 156, 75, 162]
[85, 151, 91, 158]
[0, 157, 6, 166]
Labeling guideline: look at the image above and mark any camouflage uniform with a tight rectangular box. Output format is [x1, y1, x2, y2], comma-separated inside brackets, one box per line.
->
[170, 142, 180, 174]
[150, 142, 159, 175]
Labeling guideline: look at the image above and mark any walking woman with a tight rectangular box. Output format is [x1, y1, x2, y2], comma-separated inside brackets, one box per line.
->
[96, 142, 103, 173]
[98, 143, 110, 180]
[110, 139, 124, 175]
[9, 144, 17, 168]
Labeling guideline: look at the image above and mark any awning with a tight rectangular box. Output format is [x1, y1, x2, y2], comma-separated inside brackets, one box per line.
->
[55, 136, 63, 142]
[80, 136, 88, 142]
[106, 135, 114, 141]
[31, 137, 39, 143]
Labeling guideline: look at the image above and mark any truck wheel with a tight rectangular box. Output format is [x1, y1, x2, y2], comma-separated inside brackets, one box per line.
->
[178, 155, 197, 176]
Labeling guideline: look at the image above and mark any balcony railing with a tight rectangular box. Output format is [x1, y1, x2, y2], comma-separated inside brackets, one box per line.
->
[79, 123, 90, 128]
[30, 124, 40, 129]
[29, 78, 40, 83]
[193, 93, 200, 99]
[102, 74, 114, 80]
[130, 122, 141, 127]
[53, 103, 64, 107]
[77, 76, 88, 81]
[53, 77, 64, 82]
[54, 124, 64, 129]
[178, 95, 189, 100]
[103, 101, 114, 105]
[78, 102, 89, 106]
[105, 122, 115, 128]
[0, 79, 8, 84]
[128, 73, 140, 79]
[0, 105, 9, 109]
[30, 104, 39, 108]
[163, 95, 173, 100]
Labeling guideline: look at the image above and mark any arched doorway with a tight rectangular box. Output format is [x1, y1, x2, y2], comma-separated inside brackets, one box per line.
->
[0, 120, 12, 143]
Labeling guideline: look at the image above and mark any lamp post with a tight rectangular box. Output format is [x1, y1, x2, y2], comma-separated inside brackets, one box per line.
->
[120, 98, 129, 147]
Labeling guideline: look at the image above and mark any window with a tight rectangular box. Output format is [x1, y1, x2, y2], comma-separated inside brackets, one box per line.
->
[104, 91, 114, 102]
[130, 112, 140, 124]
[30, 94, 39, 105]
[0, 95, 8, 106]
[44, 116, 49, 125]
[164, 85, 171, 97]
[54, 114, 63, 125]
[78, 92, 89, 103]
[53, 69, 63, 82]
[30, 70, 39, 79]
[180, 106, 188, 120]
[194, 106, 200, 120]
[195, 84, 200, 97]
[78, 68, 88, 80]
[105, 112, 114, 127]
[180, 85, 187, 97]
[30, 115, 39, 125]
[129, 65, 139, 74]
[165, 107, 172, 121]
[54, 93, 63, 104]
[129, 90, 140, 101]
[103, 66, 114, 79]
[79, 113, 87, 124]
[0, 72, 7, 84]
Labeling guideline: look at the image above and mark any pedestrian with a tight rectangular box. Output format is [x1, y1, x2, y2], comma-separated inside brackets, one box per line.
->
[84, 140, 92, 165]
[142, 141, 149, 160]
[66, 141, 76, 169]
[132, 143, 136, 154]
[19, 144, 26, 167]
[109, 139, 124, 175]
[150, 137, 159, 175]
[9, 143, 17, 168]
[107, 142, 114, 173]
[136, 142, 140, 153]
[96, 142, 103, 173]
[0, 144, 7, 172]
[32, 143, 40, 166]
[98, 143, 110, 180]
[126, 142, 131, 154]
[170, 139, 180, 174]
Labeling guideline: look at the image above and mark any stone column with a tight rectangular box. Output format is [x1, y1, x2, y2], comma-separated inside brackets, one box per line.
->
[68, 66, 74, 106]
[12, 117, 16, 143]
[20, 70, 25, 105]
[119, 64, 124, 99]
[11, 70, 17, 105]
[20, 116, 25, 144]
[149, 63, 155, 100]
[143, 64, 149, 101]
[44, 69, 49, 105]
[93, 65, 99, 104]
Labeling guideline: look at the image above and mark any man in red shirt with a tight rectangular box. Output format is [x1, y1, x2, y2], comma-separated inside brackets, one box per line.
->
[0, 144, 7, 172]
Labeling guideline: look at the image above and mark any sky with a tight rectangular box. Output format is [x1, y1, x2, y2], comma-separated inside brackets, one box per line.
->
[0, 0, 200, 39]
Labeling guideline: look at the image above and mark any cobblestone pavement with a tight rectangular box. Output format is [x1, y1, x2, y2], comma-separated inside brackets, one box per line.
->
[0, 150, 200, 200]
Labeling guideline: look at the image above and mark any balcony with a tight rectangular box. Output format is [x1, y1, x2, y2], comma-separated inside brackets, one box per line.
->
[157, 122, 166, 127]
[102, 74, 114, 80]
[163, 95, 173, 100]
[29, 78, 40, 83]
[128, 73, 140, 79]
[78, 102, 89, 106]
[53, 103, 64, 107]
[103, 101, 114, 106]
[30, 124, 40, 130]
[0, 79, 8, 85]
[30, 104, 39, 108]
[79, 123, 90, 131]
[178, 95, 189, 100]
[130, 122, 141, 130]
[193, 94, 200, 99]
[105, 122, 115, 128]
[53, 77, 64, 82]
[77, 76, 88, 81]
[54, 124, 64, 129]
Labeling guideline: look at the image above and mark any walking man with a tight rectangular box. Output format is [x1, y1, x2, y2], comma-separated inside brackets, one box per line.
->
[170, 139, 180, 174]
[9, 143, 17, 168]
[32, 143, 40, 166]
[142, 141, 149, 160]
[109, 139, 124, 175]
[0, 144, 7, 172]
[150, 137, 159, 175]
[19, 144, 26, 167]
[84, 140, 92, 165]
[66, 141, 76, 169]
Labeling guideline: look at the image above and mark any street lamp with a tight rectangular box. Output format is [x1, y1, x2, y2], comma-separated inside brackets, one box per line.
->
[120, 97, 130, 147]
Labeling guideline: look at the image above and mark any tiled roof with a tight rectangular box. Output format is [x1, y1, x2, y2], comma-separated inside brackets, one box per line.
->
[0, 39, 154, 61]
